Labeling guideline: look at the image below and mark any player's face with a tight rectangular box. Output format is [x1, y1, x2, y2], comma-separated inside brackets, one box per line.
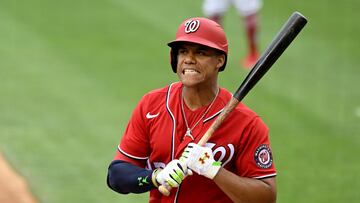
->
[176, 42, 225, 87]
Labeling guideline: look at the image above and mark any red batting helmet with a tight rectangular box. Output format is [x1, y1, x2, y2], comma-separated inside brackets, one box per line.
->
[168, 17, 228, 73]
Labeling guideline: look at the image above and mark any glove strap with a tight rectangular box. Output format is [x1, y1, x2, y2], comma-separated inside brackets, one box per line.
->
[151, 169, 161, 188]
[205, 161, 222, 179]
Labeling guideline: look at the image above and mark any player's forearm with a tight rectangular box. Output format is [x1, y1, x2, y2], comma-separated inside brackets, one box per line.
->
[213, 168, 277, 203]
[107, 160, 156, 194]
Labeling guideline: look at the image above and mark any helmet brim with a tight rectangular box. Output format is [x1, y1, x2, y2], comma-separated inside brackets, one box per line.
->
[167, 36, 226, 55]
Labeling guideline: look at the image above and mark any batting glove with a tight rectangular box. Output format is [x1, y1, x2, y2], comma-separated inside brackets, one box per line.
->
[180, 143, 221, 179]
[153, 159, 190, 188]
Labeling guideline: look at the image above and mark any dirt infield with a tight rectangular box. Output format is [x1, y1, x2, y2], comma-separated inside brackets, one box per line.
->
[0, 153, 38, 203]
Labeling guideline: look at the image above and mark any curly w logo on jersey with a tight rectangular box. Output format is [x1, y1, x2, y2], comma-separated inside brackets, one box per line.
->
[184, 20, 200, 33]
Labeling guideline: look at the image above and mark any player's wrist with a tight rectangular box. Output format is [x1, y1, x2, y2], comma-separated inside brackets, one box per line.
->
[203, 161, 221, 179]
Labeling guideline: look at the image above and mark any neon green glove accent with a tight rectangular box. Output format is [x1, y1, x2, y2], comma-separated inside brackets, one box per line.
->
[156, 159, 189, 188]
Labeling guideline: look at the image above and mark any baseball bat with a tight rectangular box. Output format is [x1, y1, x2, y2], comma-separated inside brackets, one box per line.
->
[198, 11, 307, 145]
[159, 11, 307, 196]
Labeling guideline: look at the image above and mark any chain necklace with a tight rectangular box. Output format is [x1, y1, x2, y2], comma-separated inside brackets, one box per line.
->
[181, 87, 219, 140]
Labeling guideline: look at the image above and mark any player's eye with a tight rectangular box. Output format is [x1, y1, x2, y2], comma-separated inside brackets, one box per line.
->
[197, 50, 208, 56]
[178, 49, 187, 55]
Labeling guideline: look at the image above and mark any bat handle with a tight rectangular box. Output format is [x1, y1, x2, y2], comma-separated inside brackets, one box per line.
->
[198, 97, 240, 146]
[198, 130, 214, 146]
[158, 184, 171, 196]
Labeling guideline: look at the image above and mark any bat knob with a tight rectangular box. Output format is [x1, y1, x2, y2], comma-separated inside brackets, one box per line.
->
[158, 185, 171, 196]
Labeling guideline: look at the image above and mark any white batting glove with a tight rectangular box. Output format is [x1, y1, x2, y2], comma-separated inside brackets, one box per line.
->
[153, 159, 191, 188]
[180, 143, 221, 179]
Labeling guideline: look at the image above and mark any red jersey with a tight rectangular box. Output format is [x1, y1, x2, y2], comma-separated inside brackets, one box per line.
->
[114, 82, 276, 203]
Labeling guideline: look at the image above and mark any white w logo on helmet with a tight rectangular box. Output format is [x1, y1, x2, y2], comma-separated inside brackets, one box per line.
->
[184, 20, 200, 33]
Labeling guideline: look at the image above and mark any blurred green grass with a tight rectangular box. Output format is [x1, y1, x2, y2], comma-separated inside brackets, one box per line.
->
[0, 0, 359, 202]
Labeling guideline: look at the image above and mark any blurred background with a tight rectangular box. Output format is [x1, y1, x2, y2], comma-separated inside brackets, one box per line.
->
[0, 0, 359, 202]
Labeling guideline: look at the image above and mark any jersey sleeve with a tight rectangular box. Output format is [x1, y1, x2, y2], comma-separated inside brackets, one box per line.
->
[113, 94, 151, 166]
[235, 116, 276, 179]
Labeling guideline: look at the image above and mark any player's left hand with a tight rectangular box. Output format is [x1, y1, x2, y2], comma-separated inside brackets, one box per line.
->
[155, 159, 190, 188]
[180, 143, 221, 179]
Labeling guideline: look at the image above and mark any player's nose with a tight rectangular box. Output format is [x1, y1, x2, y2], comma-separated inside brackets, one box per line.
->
[184, 51, 196, 64]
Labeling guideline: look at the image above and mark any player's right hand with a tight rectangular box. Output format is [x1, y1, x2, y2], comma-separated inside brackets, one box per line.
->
[154, 159, 190, 188]
[180, 143, 221, 179]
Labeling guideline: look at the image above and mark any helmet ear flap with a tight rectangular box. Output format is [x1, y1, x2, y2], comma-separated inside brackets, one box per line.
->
[170, 48, 178, 73]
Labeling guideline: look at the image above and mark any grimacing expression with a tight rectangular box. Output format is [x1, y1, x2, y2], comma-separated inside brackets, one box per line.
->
[176, 42, 225, 86]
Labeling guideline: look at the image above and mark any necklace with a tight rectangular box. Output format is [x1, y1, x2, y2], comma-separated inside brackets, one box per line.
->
[181, 87, 219, 140]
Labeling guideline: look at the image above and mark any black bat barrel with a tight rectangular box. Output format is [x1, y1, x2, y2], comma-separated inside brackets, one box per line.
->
[233, 12, 308, 101]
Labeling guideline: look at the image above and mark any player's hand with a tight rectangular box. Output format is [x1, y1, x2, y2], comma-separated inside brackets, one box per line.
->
[154, 159, 190, 188]
[180, 143, 221, 179]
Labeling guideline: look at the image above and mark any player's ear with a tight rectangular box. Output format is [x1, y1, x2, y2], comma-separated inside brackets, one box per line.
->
[216, 54, 225, 69]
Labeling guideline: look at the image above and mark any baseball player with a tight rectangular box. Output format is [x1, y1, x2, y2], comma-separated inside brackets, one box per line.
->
[107, 17, 277, 203]
[203, 0, 262, 69]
